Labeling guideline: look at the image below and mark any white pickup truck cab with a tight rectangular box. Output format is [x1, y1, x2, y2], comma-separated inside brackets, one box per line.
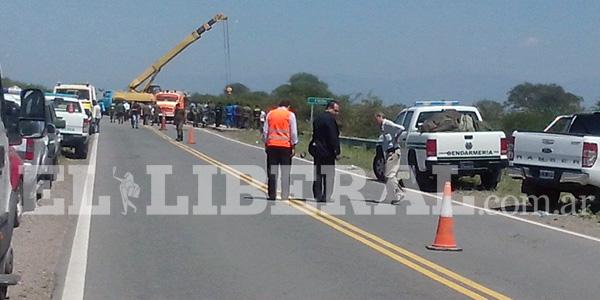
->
[509, 113, 600, 211]
[373, 101, 508, 189]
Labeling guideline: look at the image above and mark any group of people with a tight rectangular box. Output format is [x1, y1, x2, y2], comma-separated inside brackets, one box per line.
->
[108, 101, 164, 129]
[262, 100, 406, 204]
[188, 103, 266, 130]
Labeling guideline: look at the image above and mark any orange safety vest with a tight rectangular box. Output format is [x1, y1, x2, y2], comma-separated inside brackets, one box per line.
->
[266, 108, 292, 148]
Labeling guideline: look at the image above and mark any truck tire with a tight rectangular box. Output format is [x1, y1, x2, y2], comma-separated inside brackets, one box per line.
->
[75, 142, 89, 159]
[409, 151, 434, 191]
[481, 169, 502, 190]
[373, 147, 386, 182]
[524, 181, 560, 212]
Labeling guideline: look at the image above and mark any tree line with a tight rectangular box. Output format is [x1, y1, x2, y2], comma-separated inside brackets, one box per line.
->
[3, 73, 595, 138]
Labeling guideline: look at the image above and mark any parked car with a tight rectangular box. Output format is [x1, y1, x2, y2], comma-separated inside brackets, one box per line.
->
[52, 96, 91, 158]
[372, 101, 509, 189]
[1, 75, 50, 297]
[3, 94, 64, 205]
[509, 113, 600, 211]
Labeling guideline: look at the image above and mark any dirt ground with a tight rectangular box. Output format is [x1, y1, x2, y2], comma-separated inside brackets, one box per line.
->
[9, 157, 79, 300]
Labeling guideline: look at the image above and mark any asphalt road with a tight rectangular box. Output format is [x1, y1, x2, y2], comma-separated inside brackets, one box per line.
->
[65, 122, 600, 299]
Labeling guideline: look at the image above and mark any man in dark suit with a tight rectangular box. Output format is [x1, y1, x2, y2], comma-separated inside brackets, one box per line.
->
[310, 100, 341, 202]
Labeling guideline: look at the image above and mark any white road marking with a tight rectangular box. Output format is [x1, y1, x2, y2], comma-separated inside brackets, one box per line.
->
[199, 127, 600, 244]
[61, 134, 99, 300]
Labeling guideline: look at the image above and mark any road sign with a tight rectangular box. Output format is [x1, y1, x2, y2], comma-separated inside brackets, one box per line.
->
[307, 97, 333, 105]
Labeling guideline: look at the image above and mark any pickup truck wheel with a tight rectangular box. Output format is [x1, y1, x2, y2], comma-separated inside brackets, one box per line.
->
[409, 154, 434, 191]
[75, 142, 89, 159]
[373, 149, 386, 182]
[481, 170, 502, 190]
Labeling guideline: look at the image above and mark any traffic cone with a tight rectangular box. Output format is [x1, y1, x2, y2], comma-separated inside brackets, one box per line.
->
[159, 116, 166, 131]
[187, 126, 196, 144]
[426, 181, 462, 251]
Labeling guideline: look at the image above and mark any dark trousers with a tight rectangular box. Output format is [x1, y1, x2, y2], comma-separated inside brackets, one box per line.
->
[313, 157, 336, 202]
[266, 147, 292, 200]
[176, 120, 184, 141]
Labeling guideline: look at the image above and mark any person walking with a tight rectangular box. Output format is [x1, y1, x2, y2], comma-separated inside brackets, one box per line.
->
[215, 103, 223, 127]
[153, 105, 162, 126]
[115, 102, 124, 124]
[142, 103, 151, 126]
[109, 103, 116, 123]
[174, 105, 186, 142]
[123, 101, 131, 122]
[310, 100, 341, 202]
[92, 100, 102, 133]
[262, 100, 298, 200]
[130, 101, 141, 129]
[253, 105, 261, 129]
[375, 112, 406, 204]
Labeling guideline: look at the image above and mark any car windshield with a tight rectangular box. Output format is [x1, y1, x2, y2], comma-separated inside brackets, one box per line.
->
[55, 88, 90, 100]
[156, 95, 179, 102]
[53, 98, 82, 113]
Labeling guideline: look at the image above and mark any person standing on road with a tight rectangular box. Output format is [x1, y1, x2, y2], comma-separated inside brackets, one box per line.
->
[259, 109, 266, 131]
[253, 105, 261, 129]
[375, 112, 406, 204]
[142, 103, 152, 126]
[174, 105, 186, 142]
[109, 103, 116, 123]
[130, 101, 141, 129]
[310, 101, 341, 202]
[123, 101, 131, 122]
[215, 103, 223, 127]
[262, 100, 298, 200]
[115, 102, 125, 124]
[92, 100, 102, 133]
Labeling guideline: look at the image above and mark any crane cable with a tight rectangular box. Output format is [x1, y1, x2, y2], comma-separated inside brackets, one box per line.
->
[223, 19, 232, 88]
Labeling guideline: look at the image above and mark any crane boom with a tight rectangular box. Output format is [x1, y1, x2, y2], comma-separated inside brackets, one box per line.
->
[128, 13, 228, 93]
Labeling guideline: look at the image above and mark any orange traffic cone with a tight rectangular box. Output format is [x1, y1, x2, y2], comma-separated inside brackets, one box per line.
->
[426, 181, 462, 251]
[187, 126, 196, 144]
[159, 116, 167, 131]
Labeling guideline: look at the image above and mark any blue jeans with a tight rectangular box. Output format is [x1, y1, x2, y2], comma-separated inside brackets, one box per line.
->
[131, 114, 139, 128]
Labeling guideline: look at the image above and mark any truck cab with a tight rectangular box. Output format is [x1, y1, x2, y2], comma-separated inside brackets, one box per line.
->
[155, 90, 186, 120]
[53, 83, 97, 114]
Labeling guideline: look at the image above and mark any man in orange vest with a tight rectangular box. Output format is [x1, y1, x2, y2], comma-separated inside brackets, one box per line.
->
[262, 99, 298, 200]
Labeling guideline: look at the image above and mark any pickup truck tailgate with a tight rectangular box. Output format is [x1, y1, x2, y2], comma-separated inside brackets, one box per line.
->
[433, 132, 503, 160]
[512, 132, 583, 169]
[55, 111, 85, 134]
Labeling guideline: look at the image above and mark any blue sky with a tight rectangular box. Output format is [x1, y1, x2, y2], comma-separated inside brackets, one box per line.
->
[1, 0, 600, 105]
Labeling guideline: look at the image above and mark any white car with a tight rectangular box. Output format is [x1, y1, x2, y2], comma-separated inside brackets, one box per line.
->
[52, 96, 91, 159]
[373, 101, 508, 189]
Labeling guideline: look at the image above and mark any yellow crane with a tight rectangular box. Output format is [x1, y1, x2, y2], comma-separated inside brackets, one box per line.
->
[112, 13, 228, 103]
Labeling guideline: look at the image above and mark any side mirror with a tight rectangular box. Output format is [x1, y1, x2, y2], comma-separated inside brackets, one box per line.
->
[47, 123, 57, 134]
[19, 89, 47, 139]
[54, 119, 66, 129]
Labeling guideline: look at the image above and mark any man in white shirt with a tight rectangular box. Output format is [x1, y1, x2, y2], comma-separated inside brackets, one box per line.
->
[92, 100, 102, 134]
[375, 112, 405, 204]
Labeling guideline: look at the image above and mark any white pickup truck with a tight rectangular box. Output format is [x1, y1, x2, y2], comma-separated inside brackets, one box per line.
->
[508, 113, 600, 211]
[373, 101, 509, 189]
[51, 95, 91, 158]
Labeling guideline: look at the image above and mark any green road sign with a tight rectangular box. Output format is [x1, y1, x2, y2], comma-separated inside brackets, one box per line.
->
[307, 97, 333, 105]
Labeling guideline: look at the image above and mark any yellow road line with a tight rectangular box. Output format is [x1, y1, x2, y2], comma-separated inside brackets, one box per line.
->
[150, 126, 511, 300]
